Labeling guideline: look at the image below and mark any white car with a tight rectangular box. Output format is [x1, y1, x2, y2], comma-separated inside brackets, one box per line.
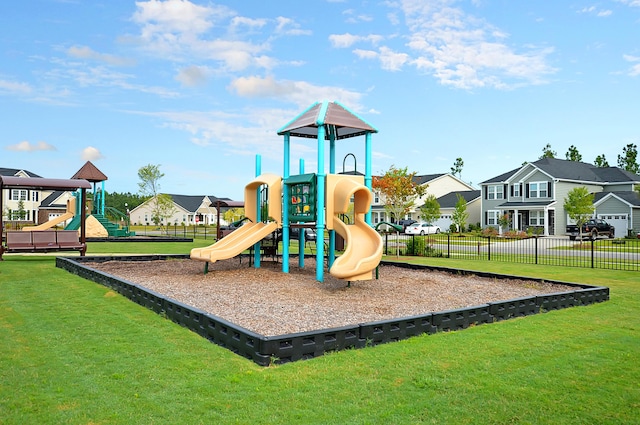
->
[405, 222, 440, 235]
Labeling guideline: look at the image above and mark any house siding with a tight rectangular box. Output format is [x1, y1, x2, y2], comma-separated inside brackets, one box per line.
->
[555, 182, 602, 236]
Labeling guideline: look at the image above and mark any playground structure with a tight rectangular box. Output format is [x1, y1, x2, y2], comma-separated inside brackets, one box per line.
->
[1, 161, 132, 240]
[191, 100, 383, 282]
[66, 161, 134, 238]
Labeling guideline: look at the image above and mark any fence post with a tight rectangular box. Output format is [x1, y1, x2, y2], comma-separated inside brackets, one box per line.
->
[591, 238, 595, 268]
[487, 236, 491, 261]
[447, 233, 450, 258]
[535, 236, 538, 264]
[385, 233, 388, 255]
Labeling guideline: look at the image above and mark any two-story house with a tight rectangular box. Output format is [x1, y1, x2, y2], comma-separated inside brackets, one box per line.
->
[480, 158, 640, 237]
[371, 173, 478, 226]
[0, 167, 45, 224]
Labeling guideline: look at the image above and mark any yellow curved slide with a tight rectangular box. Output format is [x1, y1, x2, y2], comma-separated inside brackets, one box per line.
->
[190, 173, 282, 264]
[326, 175, 383, 281]
[22, 198, 75, 231]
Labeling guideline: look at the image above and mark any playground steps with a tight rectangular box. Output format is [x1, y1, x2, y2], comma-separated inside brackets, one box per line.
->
[91, 214, 133, 237]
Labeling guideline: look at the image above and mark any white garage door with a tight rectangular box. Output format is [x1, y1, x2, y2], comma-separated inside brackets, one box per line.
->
[597, 214, 628, 238]
[435, 214, 453, 232]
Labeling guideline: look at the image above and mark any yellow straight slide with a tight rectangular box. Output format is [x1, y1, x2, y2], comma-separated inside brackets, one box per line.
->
[22, 198, 76, 231]
[190, 221, 279, 263]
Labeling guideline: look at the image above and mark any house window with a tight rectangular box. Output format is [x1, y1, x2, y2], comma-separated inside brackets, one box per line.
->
[487, 210, 500, 226]
[32, 191, 39, 202]
[372, 212, 381, 224]
[11, 189, 28, 201]
[530, 211, 545, 226]
[373, 191, 380, 204]
[529, 182, 548, 198]
[512, 184, 520, 197]
[487, 185, 504, 200]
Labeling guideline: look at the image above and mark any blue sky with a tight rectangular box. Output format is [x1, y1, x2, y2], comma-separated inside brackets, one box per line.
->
[2, 0, 639, 201]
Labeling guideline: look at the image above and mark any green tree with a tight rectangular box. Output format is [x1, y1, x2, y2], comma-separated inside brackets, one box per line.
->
[594, 154, 609, 167]
[450, 157, 464, 178]
[105, 191, 144, 216]
[419, 194, 440, 225]
[223, 207, 244, 224]
[617, 143, 639, 174]
[451, 194, 469, 233]
[565, 145, 582, 162]
[565, 186, 594, 242]
[138, 164, 176, 233]
[373, 165, 426, 224]
[15, 200, 27, 220]
[540, 143, 556, 159]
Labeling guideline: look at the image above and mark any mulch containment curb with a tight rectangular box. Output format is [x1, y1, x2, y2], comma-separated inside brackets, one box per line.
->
[57, 255, 609, 366]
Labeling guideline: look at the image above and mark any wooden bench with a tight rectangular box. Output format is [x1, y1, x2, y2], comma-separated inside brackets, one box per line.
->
[1, 230, 87, 260]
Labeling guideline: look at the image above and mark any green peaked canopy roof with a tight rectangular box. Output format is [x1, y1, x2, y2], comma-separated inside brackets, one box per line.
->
[278, 100, 378, 140]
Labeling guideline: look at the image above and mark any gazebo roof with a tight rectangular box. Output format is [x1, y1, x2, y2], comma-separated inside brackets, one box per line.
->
[0, 176, 91, 190]
[71, 161, 108, 182]
[278, 100, 377, 140]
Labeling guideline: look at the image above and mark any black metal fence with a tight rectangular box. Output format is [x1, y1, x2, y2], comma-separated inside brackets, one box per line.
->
[381, 233, 640, 272]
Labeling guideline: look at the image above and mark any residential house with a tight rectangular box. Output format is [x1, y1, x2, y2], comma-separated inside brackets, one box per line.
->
[1, 167, 44, 224]
[129, 194, 240, 226]
[480, 157, 640, 237]
[38, 190, 76, 226]
[371, 173, 476, 225]
[435, 190, 481, 231]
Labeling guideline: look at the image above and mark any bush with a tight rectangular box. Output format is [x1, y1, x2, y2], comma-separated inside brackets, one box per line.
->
[449, 224, 458, 233]
[504, 230, 528, 238]
[406, 236, 425, 256]
[405, 236, 443, 257]
[482, 226, 499, 237]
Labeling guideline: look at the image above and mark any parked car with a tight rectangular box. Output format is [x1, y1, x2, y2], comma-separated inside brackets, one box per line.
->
[273, 227, 317, 242]
[566, 218, 614, 240]
[398, 219, 417, 232]
[405, 222, 440, 235]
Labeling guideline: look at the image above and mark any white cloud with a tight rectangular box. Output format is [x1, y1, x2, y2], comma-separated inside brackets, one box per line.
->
[329, 33, 384, 48]
[275, 17, 312, 36]
[0, 79, 32, 95]
[378, 46, 409, 71]
[228, 75, 365, 110]
[5, 140, 56, 152]
[132, 0, 229, 36]
[623, 54, 640, 77]
[342, 9, 374, 23]
[230, 16, 267, 30]
[52, 64, 180, 97]
[617, 0, 640, 7]
[578, 6, 613, 17]
[129, 2, 311, 74]
[67, 45, 135, 66]
[390, 0, 557, 89]
[81, 146, 105, 161]
[175, 65, 210, 87]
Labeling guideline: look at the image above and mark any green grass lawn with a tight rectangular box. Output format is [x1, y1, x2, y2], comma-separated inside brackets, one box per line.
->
[1, 243, 638, 424]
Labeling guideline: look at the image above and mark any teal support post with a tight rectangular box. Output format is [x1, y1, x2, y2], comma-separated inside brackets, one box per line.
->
[328, 126, 336, 268]
[298, 158, 305, 268]
[365, 132, 373, 225]
[100, 181, 105, 216]
[315, 124, 327, 282]
[282, 134, 291, 273]
[254, 155, 262, 268]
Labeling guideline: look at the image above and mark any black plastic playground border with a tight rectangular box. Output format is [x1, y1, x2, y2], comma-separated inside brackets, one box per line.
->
[56, 255, 609, 367]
